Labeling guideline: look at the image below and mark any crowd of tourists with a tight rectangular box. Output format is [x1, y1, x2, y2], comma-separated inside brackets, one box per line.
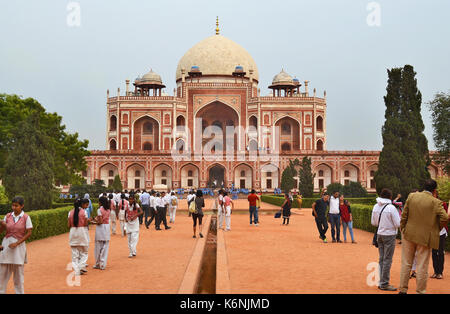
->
[0, 178, 448, 294]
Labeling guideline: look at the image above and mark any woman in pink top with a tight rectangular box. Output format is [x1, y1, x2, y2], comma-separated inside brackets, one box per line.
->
[0, 196, 33, 294]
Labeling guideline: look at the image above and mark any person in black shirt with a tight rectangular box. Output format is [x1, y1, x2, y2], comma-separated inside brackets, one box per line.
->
[312, 194, 330, 243]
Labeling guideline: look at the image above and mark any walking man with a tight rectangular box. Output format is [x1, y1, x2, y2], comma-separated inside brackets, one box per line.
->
[247, 190, 260, 226]
[312, 193, 329, 243]
[139, 190, 150, 226]
[399, 180, 448, 294]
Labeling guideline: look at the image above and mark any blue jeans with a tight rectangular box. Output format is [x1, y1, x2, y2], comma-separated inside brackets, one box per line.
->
[329, 214, 341, 241]
[342, 221, 355, 242]
[249, 206, 258, 224]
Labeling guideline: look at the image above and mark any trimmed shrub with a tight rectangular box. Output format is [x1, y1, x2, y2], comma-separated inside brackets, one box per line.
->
[350, 204, 450, 252]
[261, 195, 376, 209]
[0, 204, 99, 243]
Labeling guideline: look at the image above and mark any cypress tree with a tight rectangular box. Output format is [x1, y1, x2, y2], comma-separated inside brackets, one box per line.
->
[298, 156, 315, 197]
[280, 162, 295, 193]
[375, 65, 430, 198]
[3, 112, 55, 210]
[111, 174, 123, 192]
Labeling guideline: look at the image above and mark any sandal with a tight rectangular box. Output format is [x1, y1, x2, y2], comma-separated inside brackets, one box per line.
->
[436, 274, 443, 279]
[410, 271, 416, 278]
[430, 274, 437, 279]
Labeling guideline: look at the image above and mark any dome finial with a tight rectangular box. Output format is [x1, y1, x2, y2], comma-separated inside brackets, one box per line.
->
[216, 16, 220, 35]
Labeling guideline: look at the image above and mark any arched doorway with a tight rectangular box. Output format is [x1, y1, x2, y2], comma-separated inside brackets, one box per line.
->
[314, 164, 333, 191]
[367, 164, 378, 190]
[127, 164, 145, 190]
[99, 163, 119, 188]
[341, 163, 359, 186]
[133, 116, 159, 151]
[275, 117, 300, 151]
[208, 164, 226, 189]
[261, 164, 279, 190]
[195, 102, 240, 154]
[154, 164, 172, 188]
[181, 164, 199, 189]
[234, 164, 253, 189]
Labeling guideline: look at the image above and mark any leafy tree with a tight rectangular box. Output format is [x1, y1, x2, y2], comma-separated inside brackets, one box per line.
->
[326, 182, 368, 198]
[436, 177, 450, 203]
[0, 186, 8, 203]
[110, 174, 123, 192]
[298, 156, 315, 197]
[3, 112, 55, 210]
[375, 65, 430, 199]
[280, 162, 296, 194]
[428, 92, 450, 174]
[0, 94, 90, 185]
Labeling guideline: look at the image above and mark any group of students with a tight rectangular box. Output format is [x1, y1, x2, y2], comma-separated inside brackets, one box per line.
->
[68, 193, 144, 276]
[311, 191, 356, 244]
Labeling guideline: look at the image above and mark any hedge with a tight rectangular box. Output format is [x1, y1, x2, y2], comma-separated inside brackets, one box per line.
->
[261, 195, 376, 209]
[351, 204, 450, 252]
[0, 204, 99, 244]
[0, 203, 78, 215]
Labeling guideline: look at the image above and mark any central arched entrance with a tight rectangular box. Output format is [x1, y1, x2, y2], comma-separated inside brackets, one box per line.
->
[208, 164, 226, 189]
[195, 101, 240, 153]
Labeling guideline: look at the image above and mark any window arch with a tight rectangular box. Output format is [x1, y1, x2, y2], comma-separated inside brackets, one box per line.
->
[317, 140, 324, 151]
[110, 139, 117, 150]
[143, 122, 153, 135]
[316, 116, 323, 131]
[281, 143, 291, 151]
[319, 170, 324, 177]
[143, 142, 152, 151]
[281, 122, 291, 135]
[110, 115, 117, 131]
[162, 170, 167, 177]
[240, 170, 246, 177]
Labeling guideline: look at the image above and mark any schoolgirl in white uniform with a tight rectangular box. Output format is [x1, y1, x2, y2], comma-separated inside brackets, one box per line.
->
[0, 196, 33, 294]
[169, 192, 178, 223]
[118, 194, 129, 237]
[125, 194, 143, 257]
[68, 198, 90, 276]
[108, 193, 117, 235]
[217, 190, 224, 229]
[223, 192, 233, 231]
[93, 196, 111, 270]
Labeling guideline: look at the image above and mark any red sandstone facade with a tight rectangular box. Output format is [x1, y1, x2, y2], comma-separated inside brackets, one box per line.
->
[83, 31, 444, 192]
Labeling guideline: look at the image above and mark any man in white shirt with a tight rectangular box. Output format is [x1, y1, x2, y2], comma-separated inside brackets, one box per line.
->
[371, 188, 401, 292]
[329, 192, 342, 243]
[156, 192, 171, 230]
[139, 190, 150, 226]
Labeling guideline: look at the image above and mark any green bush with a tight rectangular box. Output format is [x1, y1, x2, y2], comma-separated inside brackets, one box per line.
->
[261, 195, 376, 209]
[0, 204, 99, 243]
[350, 204, 450, 252]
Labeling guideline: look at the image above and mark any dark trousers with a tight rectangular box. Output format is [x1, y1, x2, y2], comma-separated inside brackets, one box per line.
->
[315, 216, 328, 240]
[145, 207, 156, 227]
[156, 206, 168, 229]
[329, 214, 341, 241]
[432, 234, 446, 275]
[141, 205, 150, 225]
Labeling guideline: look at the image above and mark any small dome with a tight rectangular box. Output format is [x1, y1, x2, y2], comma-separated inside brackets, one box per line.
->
[234, 65, 244, 72]
[190, 65, 201, 72]
[140, 69, 163, 84]
[293, 78, 301, 86]
[272, 69, 294, 85]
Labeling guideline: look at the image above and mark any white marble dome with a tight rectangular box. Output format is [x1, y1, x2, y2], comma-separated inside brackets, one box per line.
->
[272, 69, 294, 86]
[141, 69, 163, 84]
[176, 35, 259, 81]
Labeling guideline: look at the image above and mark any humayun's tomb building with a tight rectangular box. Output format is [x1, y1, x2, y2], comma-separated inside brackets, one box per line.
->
[83, 21, 444, 193]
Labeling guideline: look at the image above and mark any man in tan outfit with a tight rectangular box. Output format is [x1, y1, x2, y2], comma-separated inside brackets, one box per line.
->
[399, 179, 448, 294]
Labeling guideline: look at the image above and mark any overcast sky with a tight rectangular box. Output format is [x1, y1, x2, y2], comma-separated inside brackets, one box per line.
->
[1, 0, 449, 151]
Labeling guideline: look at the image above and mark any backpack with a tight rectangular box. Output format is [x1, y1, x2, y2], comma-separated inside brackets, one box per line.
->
[188, 196, 197, 214]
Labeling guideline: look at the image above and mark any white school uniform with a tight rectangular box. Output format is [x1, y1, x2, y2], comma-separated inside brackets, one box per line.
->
[0, 211, 32, 294]
[217, 195, 224, 229]
[68, 209, 89, 276]
[94, 207, 111, 269]
[223, 196, 232, 231]
[169, 195, 178, 223]
[109, 200, 117, 235]
[125, 203, 141, 256]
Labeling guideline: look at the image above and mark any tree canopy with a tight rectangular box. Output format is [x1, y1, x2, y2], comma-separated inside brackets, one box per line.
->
[428, 92, 450, 175]
[0, 94, 90, 185]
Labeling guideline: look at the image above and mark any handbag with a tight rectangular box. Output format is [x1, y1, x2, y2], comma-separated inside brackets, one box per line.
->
[188, 197, 197, 214]
[274, 210, 281, 219]
[372, 204, 389, 248]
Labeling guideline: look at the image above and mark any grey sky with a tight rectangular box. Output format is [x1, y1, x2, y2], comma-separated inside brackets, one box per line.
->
[1, 0, 449, 151]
